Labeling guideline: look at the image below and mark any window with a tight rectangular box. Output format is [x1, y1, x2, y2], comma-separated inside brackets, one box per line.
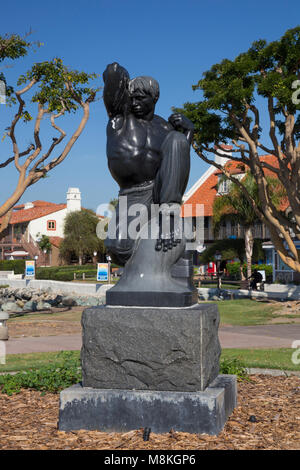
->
[47, 220, 56, 231]
[217, 175, 230, 194]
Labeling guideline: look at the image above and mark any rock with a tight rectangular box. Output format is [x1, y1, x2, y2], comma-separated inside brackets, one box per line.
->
[36, 301, 52, 311]
[84, 296, 101, 307]
[23, 300, 37, 312]
[211, 295, 221, 301]
[21, 290, 32, 301]
[62, 297, 76, 307]
[47, 295, 63, 306]
[1, 302, 23, 313]
[81, 304, 221, 392]
[16, 299, 25, 308]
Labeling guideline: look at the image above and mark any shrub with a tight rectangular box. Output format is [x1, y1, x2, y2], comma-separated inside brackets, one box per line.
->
[220, 357, 249, 381]
[52, 271, 74, 282]
[0, 352, 81, 395]
[225, 262, 273, 282]
[0, 259, 26, 274]
[36, 267, 73, 281]
[225, 262, 241, 279]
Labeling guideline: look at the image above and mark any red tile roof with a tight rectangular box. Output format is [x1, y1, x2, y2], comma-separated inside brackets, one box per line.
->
[49, 236, 63, 248]
[0, 202, 66, 225]
[182, 155, 288, 217]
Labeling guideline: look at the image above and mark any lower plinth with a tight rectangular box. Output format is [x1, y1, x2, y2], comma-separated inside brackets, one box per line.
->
[58, 375, 237, 435]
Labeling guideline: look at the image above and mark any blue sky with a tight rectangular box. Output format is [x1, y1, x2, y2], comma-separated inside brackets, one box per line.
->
[1, 0, 299, 212]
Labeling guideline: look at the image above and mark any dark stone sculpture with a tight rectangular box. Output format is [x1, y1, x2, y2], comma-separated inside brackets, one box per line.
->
[103, 63, 197, 307]
[58, 65, 237, 436]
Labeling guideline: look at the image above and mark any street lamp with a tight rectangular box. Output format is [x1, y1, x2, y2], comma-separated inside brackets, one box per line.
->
[43, 248, 47, 266]
[93, 251, 97, 266]
[106, 255, 112, 284]
[214, 251, 222, 290]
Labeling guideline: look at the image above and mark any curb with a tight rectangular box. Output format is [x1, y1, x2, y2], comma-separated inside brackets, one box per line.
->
[246, 367, 300, 377]
[1, 367, 299, 377]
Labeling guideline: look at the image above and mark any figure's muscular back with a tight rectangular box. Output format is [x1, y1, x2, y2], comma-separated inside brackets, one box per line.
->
[106, 114, 173, 189]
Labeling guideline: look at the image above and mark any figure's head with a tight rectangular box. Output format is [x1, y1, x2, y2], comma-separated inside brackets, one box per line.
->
[128, 76, 159, 119]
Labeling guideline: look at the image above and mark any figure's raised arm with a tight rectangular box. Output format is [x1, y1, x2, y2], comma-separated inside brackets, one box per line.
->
[103, 63, 130, 118]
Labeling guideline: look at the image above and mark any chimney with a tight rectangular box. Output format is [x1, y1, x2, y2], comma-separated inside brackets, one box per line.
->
[24, 202, 34, 210]
[67, 187, 81, 212]
[214, 144, 232, 166]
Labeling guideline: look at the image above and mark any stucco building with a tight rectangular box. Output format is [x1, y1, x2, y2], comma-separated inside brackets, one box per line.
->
[0, 188, 81, 266]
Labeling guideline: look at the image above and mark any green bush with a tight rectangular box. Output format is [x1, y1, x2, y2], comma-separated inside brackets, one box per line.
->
[219, 357, 249, 381]
[0, 352, 81, 395]
[226, 262, 273, 282]
[249, 264, 273, 282]
[225, 262, 241, 279]
[36, 267, 73, 281]
[0, 259, 26, 274]
[52, 271, 74, 282]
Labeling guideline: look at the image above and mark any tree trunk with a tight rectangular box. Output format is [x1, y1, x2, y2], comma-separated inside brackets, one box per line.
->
[78, 254, 83, 266]
[245, 226, 254, 280]
[240, 264, 246, 281]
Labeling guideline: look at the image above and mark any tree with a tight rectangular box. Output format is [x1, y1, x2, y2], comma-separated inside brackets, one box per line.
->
[0, 31, 41, 104]
[213, 172, 284, 279]
[176, 26, 300, 273]
[36, 233, 52, 254]
[0, 33, 100, 236]
[59, 209, 104, 265]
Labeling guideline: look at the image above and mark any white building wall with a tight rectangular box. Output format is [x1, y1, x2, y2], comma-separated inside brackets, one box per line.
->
[28, 208, 68, 241]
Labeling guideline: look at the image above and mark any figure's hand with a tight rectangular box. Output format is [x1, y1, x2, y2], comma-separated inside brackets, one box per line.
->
[103, 62, 130, 84]
[168, 113, 194, 132]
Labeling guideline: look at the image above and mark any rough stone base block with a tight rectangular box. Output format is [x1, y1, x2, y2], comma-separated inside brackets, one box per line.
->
[58, 375, 237, 435]
[81, 304, 221, 392]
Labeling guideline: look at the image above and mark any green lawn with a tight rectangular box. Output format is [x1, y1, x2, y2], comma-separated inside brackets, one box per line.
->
[221, 348, 300, 372]
[214, 299, 281, 326]
[1, 348, 299, 374]
[0, 351, 80, 373]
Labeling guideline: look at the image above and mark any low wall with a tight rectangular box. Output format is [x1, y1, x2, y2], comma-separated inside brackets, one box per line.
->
[198, 285, 300, 301]
[0, 279, 113, 297]
[2, 279, 300, 301]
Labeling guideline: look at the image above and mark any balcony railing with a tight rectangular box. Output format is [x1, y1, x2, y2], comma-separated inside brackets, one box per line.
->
[0, 236, 23, 245]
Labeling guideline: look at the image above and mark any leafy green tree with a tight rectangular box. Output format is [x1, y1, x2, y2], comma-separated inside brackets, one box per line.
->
[36, 234, 52, 254]
[0, 31, 42, 104]
[60, 209, 104, 265]
[213, 173, 283, 279]
[176, 26, 300, 273]
[0, 33, 100, 237]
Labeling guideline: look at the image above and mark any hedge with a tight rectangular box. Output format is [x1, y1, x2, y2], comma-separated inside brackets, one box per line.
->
[0, 260, 26, 274]
[226, 262, 273, 281]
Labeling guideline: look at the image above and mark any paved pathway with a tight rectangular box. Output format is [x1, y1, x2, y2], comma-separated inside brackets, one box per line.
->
[3, 324, 300, 354]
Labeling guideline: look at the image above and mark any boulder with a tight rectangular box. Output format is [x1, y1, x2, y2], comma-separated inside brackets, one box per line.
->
[1, 302, 23, 313]
[36, 301, 52, 311]
[23, 300, 37, 311]
[62, 297, 76, 307]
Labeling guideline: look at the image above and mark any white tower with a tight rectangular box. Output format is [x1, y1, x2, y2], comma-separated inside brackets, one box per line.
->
[67, 187, 81, 212]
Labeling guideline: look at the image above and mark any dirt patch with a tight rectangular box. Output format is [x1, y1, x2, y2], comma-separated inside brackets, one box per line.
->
[254, 299, 300, 323]
[7, 320, 82, 338]
[7, 307, 83, 337]
[0, 375, 299, 450]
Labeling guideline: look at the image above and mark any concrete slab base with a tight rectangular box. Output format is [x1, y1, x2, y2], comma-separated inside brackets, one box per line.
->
[58, 374, 237, 435]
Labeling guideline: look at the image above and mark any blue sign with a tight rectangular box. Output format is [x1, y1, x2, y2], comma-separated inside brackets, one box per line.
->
[25, 260, 35, 278]
[97, 263, 108, 282]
